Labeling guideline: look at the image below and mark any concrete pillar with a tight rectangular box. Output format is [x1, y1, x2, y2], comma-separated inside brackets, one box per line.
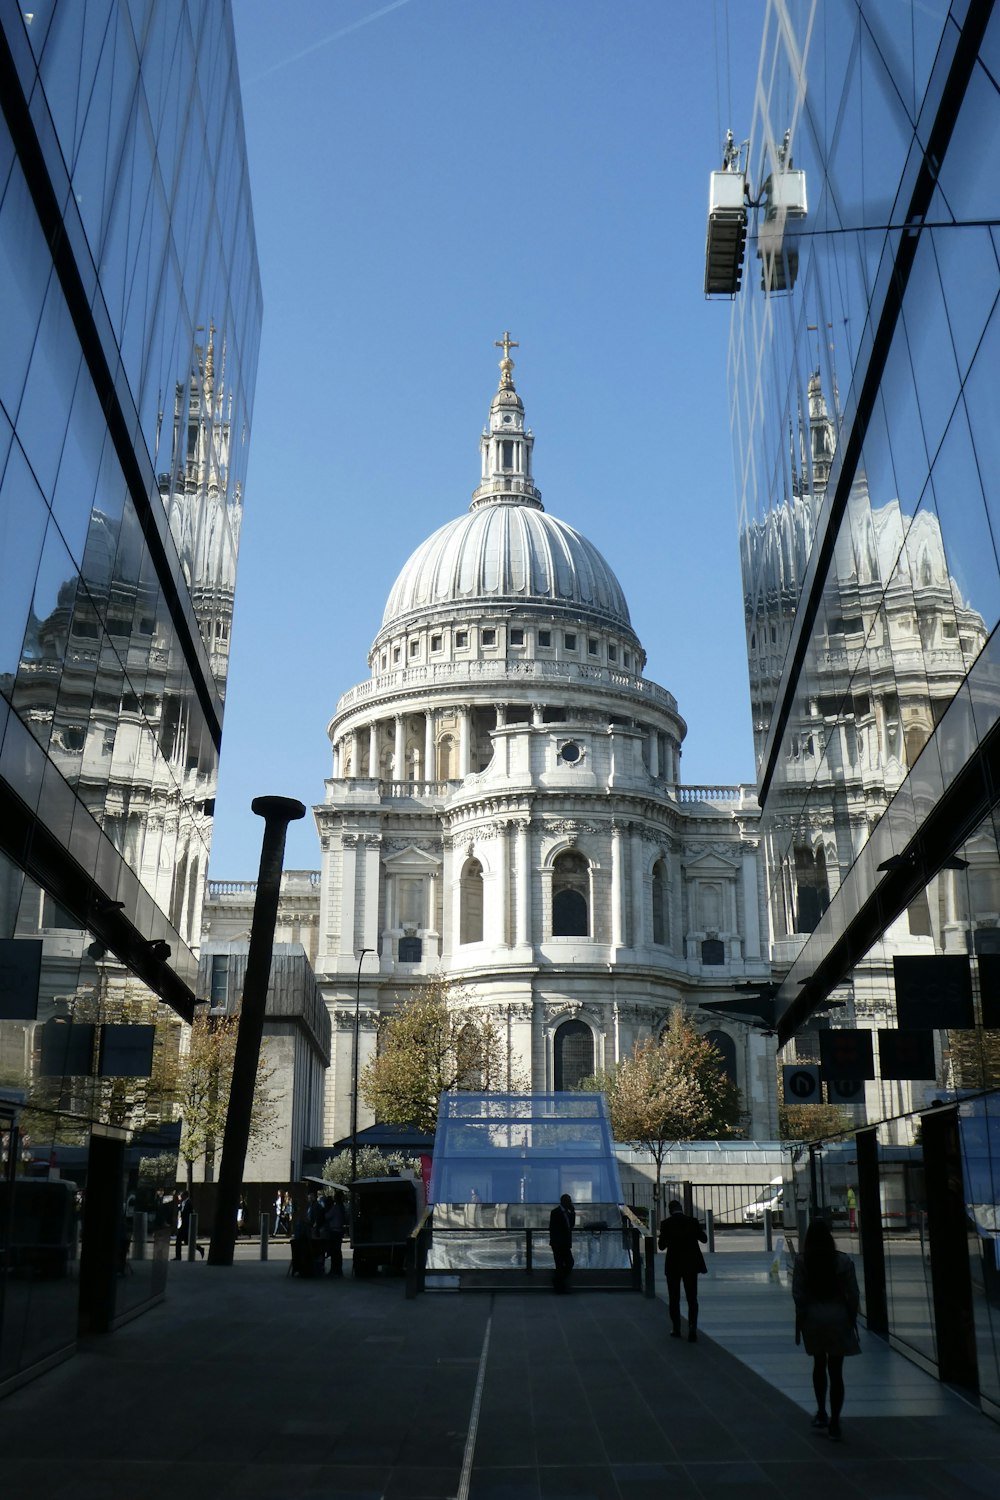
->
[515, 820, 530, 947]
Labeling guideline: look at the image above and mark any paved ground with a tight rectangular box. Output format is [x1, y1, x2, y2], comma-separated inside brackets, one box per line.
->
[1, 1237, 999, 1499]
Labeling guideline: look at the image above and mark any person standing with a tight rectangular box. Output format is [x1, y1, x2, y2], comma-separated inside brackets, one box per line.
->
[658, 1198, 708, 1341]
[173, 1188, 204, 1259]
[548, 1193, 576, 1293]
[792, 1218, 860, 1441]
[323, 1192, 347, 1277]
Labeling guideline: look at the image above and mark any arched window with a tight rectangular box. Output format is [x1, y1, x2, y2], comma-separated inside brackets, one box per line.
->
[554, 1019, 594, 1090]
[460, 859, 484, 944]
[552, 851, 589, 937]
[704, 1029, 738, 1086]
[794, 844, 829, 933]
[651, 859, 668, 945]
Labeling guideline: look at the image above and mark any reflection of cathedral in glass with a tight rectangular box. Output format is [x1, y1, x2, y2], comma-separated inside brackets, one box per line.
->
[314, 346, 772, 1145]
[746, 373, 987, 952]
[730, 0, 1000, 1141]
[0, 0, 260, 1358]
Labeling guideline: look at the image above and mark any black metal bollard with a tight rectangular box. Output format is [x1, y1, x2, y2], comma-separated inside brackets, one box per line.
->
[209, 797, 306, 1266]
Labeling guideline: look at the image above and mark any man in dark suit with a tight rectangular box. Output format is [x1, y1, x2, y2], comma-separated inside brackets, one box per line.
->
[658, 1198, 708, 1341]
[548, 1193, 576, 1293]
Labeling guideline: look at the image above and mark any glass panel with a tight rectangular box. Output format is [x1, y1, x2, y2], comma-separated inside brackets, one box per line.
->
[0, 441, 50, 683]
[959, 1095, 1000, 1413]
[878, 1125, 936, 1367]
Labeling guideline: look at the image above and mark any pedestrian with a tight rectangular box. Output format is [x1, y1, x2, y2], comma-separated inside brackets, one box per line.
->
[548, 1193, 575, 1293]
[792, 1218, 861, 1442]
[173, 1188, 204, 1260]
[323, 1192, 347, 1276]
[658, 1197, 708, 1342]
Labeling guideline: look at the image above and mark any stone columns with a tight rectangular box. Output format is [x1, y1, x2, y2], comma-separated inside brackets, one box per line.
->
[332, 740, 341, 776]
[458, 705, 471, 777]
[611, 823, 624, 948]
[498, 822, 511, 946]
[351, 728, 361, 777]
[368, 722, 378, 779]
[424, 709, 435, 782]
[630, 826, 645, 948]
[649, 727, 659, 778]
[515, 820, 531, 947]
[394, 714, 404, 780]
[362, 835, 381, 951]
[338, 834, 359, 957]
[742, 849, 761, 959]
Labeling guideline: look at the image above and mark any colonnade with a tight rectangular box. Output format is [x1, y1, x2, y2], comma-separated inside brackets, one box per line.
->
[331, 705, 679, 783]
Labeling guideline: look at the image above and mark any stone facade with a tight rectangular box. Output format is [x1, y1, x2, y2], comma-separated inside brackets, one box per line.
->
[311, 346, 774, 1145]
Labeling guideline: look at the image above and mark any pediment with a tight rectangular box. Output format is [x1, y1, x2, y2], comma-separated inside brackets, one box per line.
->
[383, 844, 442, 871]
[682, 847, 741, 874]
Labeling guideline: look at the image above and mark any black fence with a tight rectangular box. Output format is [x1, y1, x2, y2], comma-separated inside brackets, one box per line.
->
[622, 1179, 785, 1230]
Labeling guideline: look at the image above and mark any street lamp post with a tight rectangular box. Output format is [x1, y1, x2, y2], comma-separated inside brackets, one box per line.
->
[350, 949, 373, 1183]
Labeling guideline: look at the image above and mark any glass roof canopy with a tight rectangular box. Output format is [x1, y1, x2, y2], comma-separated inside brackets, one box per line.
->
[429, 1092, 623, 1206]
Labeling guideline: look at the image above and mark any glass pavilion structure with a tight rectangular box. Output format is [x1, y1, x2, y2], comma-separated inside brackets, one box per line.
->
[729, 0, 1000, 1419]
[427, 1093, 630, 1276]
[0, 1, 260, 1391]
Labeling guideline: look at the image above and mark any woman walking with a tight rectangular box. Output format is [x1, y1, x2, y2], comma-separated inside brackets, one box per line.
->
[792, 1218, 860, 1441]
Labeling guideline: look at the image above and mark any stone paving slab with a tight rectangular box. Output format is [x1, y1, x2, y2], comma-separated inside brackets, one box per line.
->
[0, 1245, 998, 1498]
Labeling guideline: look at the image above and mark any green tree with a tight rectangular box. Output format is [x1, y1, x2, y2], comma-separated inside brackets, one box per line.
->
[322, 1146, 421, 1185]
[176, 1009, 282, 1191]
[360, 978, 528, 1133]
[583, 1009, 742, 1220]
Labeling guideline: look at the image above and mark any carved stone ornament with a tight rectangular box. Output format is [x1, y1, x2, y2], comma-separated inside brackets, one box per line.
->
[546, 1000, 582, 1021]
[334, 1006, 381, 1031]
[341, 834, 359, 848]
[364, 834, 383, 848]
[505, 1002, 534, 1023]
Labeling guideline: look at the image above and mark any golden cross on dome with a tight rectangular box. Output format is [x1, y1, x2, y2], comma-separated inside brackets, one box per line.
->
[494, 330, 519, 361]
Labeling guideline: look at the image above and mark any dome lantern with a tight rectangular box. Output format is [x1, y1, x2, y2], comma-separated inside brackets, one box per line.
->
[471, 330, 543, 513]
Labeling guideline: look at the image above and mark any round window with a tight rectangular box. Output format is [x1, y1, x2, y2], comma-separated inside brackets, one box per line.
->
[559, 742, 581, 764]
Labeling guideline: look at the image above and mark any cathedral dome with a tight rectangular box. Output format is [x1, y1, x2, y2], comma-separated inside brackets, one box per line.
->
[379, 337, 633, 637]
[380, 504, 632, 631]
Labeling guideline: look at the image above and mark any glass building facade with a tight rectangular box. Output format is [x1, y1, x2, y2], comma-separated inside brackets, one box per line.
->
[0, 0, 260, 1390]
[729, 0, 1000, 1416]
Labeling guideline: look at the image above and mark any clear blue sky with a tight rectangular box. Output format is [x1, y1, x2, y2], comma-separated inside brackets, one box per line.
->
[213, 0, 765, 876]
